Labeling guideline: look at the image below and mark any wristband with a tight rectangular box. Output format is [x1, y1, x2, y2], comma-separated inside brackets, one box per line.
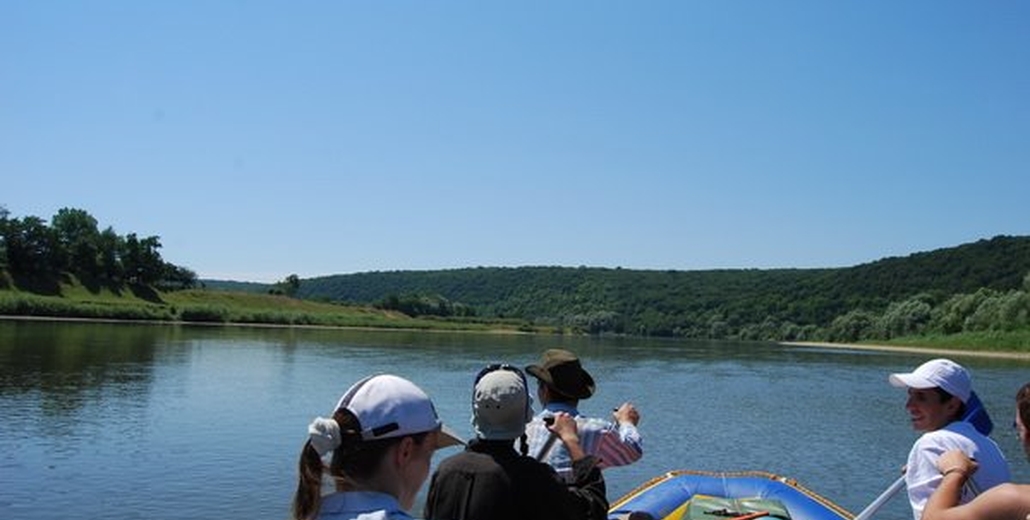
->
[941, 467, 968, 478]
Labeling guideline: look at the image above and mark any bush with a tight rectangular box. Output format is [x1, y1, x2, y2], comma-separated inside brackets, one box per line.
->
[877, 297, 933, 338]
[179, 305, 230, 323]
[827, 310, 878, 342]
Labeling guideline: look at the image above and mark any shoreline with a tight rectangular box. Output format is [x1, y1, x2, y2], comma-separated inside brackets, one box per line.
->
[3, 315, 1028, 358]
[0, 314, 534, 335]
[781, 341, 1030, 360]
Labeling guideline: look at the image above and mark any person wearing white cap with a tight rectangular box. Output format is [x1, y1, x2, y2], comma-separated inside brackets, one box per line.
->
[889, 358, 1011, 520]
[423, 364, 609, 520]
[292, 374, 463, 520]
[922, 382, 1030, 520]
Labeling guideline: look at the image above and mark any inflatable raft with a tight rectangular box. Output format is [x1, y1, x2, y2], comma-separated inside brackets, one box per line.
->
[608, 470, 854, 520]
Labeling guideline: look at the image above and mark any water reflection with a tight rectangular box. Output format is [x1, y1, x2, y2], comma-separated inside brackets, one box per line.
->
[1, 320, 1028, 520]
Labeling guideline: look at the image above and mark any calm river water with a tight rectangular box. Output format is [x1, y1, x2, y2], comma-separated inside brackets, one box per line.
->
[1, 320, 1027, 520]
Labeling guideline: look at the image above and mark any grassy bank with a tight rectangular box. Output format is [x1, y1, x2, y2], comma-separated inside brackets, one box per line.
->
[879, 330, 1030, 352]
[2, 282, 1027, 352]
[0, 285, 548, 333]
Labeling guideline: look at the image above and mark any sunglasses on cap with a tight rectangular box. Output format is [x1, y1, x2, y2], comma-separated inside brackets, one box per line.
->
[474, 363, 528, 387]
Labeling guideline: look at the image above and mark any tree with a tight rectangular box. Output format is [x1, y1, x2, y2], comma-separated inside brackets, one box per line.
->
[827, 309, 877, 342]
[121, 233, 165, 285]
[876, 295, 933, 338]
[0, 205, 9, 270]
[3, 216, 60, 276]
[283, 274, 301, 297]
[97, 226, 124, 283]
[51, 208, 101, 279]
[269, 274, 301, 297]
[159, 263, 198, 290]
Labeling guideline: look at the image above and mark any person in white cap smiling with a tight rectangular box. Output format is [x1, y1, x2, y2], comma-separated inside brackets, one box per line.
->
[292, 374, 463, 520]
[889, 358, 1011, 520]
[923, 382, 1030, 520]
[423, 364, 609, 520]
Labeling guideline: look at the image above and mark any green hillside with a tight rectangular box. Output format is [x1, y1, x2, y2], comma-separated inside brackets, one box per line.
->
[295, 235, 1030, 344]
[3, 204, 1027, 348]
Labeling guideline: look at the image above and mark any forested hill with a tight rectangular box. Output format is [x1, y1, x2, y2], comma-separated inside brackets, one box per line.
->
[294, 235, 1030, 341]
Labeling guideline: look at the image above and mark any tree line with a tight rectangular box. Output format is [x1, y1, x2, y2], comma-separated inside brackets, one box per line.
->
[0, 206, 197, 291]
[294, 236, 1030, 342]
[5, 203, 1025, 345]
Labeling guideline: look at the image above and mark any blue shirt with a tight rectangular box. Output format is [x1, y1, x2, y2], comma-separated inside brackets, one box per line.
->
[318, 491, 416, 520]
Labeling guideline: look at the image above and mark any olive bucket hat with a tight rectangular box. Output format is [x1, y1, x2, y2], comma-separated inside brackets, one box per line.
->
[525, 348, 596, 400]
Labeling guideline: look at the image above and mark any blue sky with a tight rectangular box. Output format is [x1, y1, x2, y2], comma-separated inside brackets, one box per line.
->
[3, 2, 1028, 283]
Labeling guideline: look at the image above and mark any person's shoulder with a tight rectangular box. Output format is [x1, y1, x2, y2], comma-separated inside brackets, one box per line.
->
[986, 482, 1030, 501]
[917, 424, 979, 445]
[975, 483, 1030, 518]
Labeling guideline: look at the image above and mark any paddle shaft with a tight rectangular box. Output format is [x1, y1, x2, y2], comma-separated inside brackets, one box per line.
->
[853, 475, 906, 520]
[728, 511, 770, 520]
[535, 431, 560, 460]
[535, 416, 560, 461]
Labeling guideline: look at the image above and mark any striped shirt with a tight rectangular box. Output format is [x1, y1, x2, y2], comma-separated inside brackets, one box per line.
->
[524, 402, 643, 483]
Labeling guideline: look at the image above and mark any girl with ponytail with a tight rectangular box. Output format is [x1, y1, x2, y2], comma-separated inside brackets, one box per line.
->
[292, 374, 462, 520]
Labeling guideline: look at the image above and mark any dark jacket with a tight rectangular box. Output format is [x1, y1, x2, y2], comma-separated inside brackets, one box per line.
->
[423, 438, 608, 520]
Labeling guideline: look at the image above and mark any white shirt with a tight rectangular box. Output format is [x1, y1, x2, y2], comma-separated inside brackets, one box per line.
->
[905, 420, 1011, 520]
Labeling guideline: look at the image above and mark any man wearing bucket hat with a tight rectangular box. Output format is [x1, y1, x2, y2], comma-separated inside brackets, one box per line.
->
[888, 358, 1010, 520]
[423, 364, 608, 520]
[523, 348, 643, 483]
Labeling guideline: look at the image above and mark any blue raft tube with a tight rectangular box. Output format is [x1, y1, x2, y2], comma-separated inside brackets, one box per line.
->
[607, 470, 853, 520]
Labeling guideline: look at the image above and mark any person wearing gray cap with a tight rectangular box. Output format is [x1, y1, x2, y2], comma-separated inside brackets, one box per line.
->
[889, 358, 1011, 520]
[524, 348, 642, 483]
[423, 364, 609, 520]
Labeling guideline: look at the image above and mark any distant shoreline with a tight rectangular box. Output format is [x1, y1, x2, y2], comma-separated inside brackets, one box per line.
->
[3, 315, 1028, 358]
[781, 341, 1030, 360]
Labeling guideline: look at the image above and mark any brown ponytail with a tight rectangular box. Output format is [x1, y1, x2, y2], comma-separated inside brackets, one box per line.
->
[292, 409, 354, 520]
[292, 439, 325, 520]
[292, 409, 426, 519]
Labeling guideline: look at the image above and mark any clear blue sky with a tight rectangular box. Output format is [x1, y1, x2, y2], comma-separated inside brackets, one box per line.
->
[3, 2, 1028, 283]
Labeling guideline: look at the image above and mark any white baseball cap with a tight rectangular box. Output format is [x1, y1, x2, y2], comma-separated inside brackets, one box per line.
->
[889, 358, 972, 403]
[337, 374, 463, 449]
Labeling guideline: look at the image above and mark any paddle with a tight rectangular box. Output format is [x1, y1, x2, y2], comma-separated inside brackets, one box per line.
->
[853, 390, 993, 520]
[727, 511, 770, 520]
[535, 415, 560, 461]
[853, 476, 906, 520]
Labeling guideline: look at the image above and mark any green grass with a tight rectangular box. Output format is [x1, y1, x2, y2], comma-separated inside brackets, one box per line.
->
[0, 283, 542, 333]
[2, 279, 1023, 348]
[878, 330, 1030, 352]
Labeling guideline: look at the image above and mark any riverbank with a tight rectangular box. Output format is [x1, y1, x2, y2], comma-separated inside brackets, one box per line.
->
[0, 288, 554, 334]
[6, 313, 1029, 359]
[781, 341, 1030, 360]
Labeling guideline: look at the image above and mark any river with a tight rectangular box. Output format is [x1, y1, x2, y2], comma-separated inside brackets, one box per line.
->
[1, 320, 1027, 520]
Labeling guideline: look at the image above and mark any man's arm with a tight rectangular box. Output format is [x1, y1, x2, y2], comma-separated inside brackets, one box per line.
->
[594, 402, 643, 468]
[922, 449, 974, 520]
[922, 449, 1027, 520]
